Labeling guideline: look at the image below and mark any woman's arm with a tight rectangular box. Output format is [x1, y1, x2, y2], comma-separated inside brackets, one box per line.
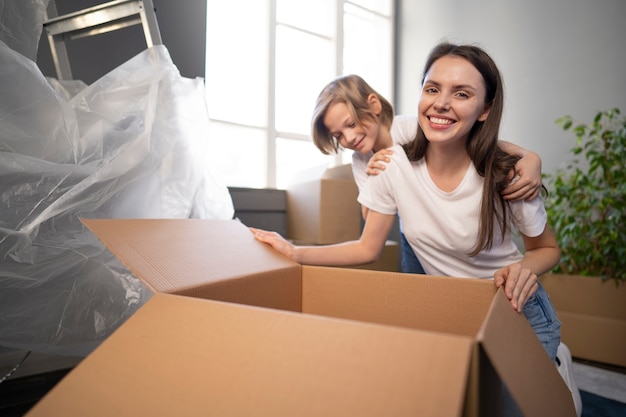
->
[499, 141, 543, 201]
[251, 210, 396, 266]
[493, 224, 560, 312]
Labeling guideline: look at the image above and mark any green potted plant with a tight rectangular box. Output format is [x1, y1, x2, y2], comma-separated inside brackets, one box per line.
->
[540, 108, 626, 367]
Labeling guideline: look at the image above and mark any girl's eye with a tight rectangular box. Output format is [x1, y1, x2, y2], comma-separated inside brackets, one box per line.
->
[424, 87, 438, 94]
[348, 122, 356, 128]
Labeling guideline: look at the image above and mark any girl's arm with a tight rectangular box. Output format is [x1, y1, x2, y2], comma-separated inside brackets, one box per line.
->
[493, 224, 560, 312]
[499, 141, 543, 201]
[251, 210, 396, 266]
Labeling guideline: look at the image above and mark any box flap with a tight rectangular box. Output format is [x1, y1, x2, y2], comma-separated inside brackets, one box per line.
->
[27, 293, 474, 417]
[82, 218, 301, 310]
[478, 288, 576, 417]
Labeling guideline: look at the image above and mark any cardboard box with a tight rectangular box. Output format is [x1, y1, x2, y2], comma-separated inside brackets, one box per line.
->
[286, 164, 361, 244]
[26, 219, 576, 417]
[540, 273, 626, 368]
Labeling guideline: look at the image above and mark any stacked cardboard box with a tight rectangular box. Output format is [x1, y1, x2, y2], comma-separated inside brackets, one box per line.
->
[286, 164, 361, 245]
[540, 273, 626, 367]
[25, 219, 576, 417]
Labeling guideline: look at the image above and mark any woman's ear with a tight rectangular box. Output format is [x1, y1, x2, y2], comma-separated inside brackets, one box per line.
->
[478, 103, 491, 122]
[367, 93, 383, 115]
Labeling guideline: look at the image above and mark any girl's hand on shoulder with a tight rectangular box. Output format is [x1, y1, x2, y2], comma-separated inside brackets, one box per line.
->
[366, 149, 394, 176]
[502, 150, 542, 201]
[250, 228, 295, 260]
[493, 262, 538, 313]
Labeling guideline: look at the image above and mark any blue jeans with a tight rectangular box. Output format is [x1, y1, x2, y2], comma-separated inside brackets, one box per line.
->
[523, 281, 561, 361]
[503, 282, 561, 416]
[400, 232, 425, 274]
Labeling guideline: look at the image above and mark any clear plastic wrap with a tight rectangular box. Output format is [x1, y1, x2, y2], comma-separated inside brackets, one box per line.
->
[0, 40, 234, 356]
[0, 0, 48, 62]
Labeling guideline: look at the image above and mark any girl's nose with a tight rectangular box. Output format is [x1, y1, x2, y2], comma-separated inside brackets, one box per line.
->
[344, 127, 357, 144]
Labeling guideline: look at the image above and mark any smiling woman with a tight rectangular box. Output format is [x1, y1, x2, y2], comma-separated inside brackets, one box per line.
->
[204, 0, 395, 189]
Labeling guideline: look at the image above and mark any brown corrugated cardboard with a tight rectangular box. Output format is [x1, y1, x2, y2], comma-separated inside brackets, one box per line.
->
[300, 267, 576, 417]
[82, 218, 302, 311]
[540, 273, 626, 367]
[29, 218, 576, 417]
[286, 164, 361, 244]
[26, 293, 474, 417]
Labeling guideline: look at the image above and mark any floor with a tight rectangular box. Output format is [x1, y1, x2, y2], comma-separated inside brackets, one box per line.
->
[0, 349, 625, 416]
[573, 359, 626, 403]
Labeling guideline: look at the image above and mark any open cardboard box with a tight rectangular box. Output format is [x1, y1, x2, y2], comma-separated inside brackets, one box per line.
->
[26, 219, 576, 417]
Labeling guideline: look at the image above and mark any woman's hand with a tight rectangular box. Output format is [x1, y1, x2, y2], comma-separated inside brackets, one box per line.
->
[366, 149, 394, 176]
[502, 150, 543, 201]
[493, 262, 539, 313]
[250, 228, 296, 260]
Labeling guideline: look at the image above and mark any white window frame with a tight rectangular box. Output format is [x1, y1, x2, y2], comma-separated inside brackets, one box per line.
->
[206, 0, 395, 189]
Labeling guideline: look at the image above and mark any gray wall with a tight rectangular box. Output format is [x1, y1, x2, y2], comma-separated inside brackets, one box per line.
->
[396, 0, 626, 177]
[37, 0, 206, 84]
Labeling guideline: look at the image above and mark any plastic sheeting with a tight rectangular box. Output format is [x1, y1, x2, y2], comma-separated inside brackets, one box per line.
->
[0, 0, 48, 62]
[0, 40, 235, 356]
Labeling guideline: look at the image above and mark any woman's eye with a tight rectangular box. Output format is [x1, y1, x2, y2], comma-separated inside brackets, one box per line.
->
[348, 122, 356, 128]
[425, 87, 438, 94]
[456, 91, 469, 98]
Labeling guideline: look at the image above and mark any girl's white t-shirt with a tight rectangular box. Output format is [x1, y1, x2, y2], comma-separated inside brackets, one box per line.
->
[358, 144, 548, 279]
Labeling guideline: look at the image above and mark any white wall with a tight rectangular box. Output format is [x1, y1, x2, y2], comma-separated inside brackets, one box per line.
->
[396, 0, 626, 176]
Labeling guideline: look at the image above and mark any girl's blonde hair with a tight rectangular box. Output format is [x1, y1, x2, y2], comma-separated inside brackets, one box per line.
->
[311, 74, 394, 154]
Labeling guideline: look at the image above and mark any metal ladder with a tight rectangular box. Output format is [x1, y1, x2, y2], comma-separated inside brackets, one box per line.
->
[43, 0, 162, 80]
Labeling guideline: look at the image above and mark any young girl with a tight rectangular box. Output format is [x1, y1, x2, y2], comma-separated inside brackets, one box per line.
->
[252, 41, 560, 351]
[309, 74, 543, 274]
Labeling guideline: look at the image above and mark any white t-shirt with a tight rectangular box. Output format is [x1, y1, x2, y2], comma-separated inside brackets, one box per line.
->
[351, 114, 418, 190]
[358, 144, 548, 279]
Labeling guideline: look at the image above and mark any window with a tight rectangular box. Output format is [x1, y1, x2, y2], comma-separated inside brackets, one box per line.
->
[206, 0, 394, 189]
